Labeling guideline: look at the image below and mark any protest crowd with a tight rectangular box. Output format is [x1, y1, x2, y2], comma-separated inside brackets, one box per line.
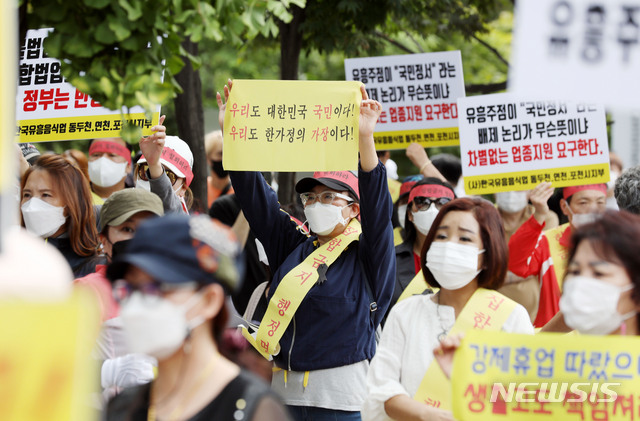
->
[5, 10, 640, 420]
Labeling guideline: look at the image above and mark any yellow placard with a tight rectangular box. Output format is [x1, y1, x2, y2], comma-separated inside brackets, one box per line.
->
[223, 80, 361, 172]
[452, 330, 640, 421]
[373, 127, 460, 150]
[463, 163, 610, 195]
[0, 290, 100, 421]
[16, 112, 160, 142]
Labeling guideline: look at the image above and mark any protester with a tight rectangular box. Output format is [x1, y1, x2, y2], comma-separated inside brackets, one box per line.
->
[105, 214, 291, 421]
[508, 182, 607, 327]
[87, 137, 133, 203]
[431, 153, 465, 198]
[20, 153, 102, 277]
[558, 210, 640, 335]
[391, 177, 455, 307]
[219, 81, 395, 420]
[363, 198, 533, 421]
[19, 142, 41, 166]
[391, 175, 423, 246]
[74, 188, 164, 322]
[495, 189, 558, 321]
[136, 116, 194, 214]
[614, 165, 640, 215]
[205, 129, 234, 209]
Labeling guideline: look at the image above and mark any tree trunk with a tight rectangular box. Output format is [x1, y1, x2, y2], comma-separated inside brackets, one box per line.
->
[277, 5, 305, 206]
[173, 39, 207, 213]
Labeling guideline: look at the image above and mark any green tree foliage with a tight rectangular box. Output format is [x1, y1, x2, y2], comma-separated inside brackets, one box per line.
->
[19, 0, 305, 142]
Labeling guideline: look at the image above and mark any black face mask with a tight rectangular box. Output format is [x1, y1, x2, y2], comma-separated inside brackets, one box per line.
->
[110, 239, 133, 261]
[211, 160, 228, 178]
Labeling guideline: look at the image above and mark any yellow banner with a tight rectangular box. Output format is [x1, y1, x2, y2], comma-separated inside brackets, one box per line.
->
[16, 112, 160, 142]
[242, 219, 362, 358]
[0, 290, 100, 421]
[452, 330, 640, 421]
[397, 269, 433, 303]
[463, 163, 610, 195]
[223, 80, 361, 172]
[373, 127, 460, 150]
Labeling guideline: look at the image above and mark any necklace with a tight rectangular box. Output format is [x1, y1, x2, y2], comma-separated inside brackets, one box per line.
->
[435, 292, 449, 342]
[148, 352, 220, 421]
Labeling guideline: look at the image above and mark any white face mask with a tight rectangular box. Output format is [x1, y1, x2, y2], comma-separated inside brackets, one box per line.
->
[560, 276, 636, 335]
[495, 191, 529, 213]
[88, 157, 127, 188]
[21, 198, 66, 238]
[120, 291, 205, 360]
[426, 241, 484, 290]
[136, 177, 151, 192]
[412, 203, 439, 235]
[397, 204, 408, 229]
[567, 206, 600, 228]
[304, 202, 350, 236]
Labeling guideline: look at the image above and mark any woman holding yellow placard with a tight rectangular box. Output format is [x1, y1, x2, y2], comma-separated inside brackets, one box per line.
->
[362, 197, 533, 421]
[218, 80, 396, 421]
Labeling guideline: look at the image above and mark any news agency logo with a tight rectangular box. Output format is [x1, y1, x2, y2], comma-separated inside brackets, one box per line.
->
[490, 382, 621, 403]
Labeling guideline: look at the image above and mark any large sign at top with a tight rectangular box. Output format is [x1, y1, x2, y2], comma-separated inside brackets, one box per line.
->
[345, 51, 466, 150]
[510, 0, 640, 109]
[15, 29, 160, 142]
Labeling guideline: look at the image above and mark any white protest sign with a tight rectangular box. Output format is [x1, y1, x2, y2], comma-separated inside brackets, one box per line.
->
[16, 28, 160, 142]
[611, 109, 640, 168]
[458, 93, 610, 195]
[345, 51, 465, 149]
[509, 0, 640, 109]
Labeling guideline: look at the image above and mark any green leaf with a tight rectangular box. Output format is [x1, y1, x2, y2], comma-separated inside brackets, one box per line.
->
[119, 122, 143, 144]
[69, 77, 91, 93]
[99, 76, 115, 97]
[94, 21, 117, 44]
[84, 0, 111, 9]
[117, 0, 143, 21]
[107, 17, 132, 41]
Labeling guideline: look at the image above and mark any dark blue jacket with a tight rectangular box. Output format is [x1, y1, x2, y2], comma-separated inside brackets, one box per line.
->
[230, 162, 395, 371]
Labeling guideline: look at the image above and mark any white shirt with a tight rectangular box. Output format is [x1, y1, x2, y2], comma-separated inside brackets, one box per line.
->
[362, 293, 534, 421]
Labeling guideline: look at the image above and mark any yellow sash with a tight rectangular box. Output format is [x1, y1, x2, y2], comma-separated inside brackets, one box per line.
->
[413, 288, 517, 410]
[241, 219, 362, 359]
[397, 269, 434, 303]
[545, 223, 570, 291]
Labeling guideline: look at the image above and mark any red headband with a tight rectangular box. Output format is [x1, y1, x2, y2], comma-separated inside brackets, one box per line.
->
[313, 171, 360, 198]
[409, 184, 455, 203]
[140, 148, 194, 187]
[400, 181, 418, 197]
[562, 184, 607, 200]
[89, 140, 132, 164]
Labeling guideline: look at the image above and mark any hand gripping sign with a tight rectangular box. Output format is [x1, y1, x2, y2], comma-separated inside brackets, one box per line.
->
[222, 79, 362, 172]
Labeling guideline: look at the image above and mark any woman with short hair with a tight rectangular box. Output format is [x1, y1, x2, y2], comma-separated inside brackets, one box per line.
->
[363, 197, 534, 421]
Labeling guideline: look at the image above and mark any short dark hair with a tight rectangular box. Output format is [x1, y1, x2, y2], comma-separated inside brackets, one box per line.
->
[421, 197, 508, 290]
[615, 166, 640, 215]
[568, 210, 640, 328]
[430, 153, 462, 187]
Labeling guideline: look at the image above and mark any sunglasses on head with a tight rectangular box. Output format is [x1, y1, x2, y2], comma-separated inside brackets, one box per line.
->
[137, 163, 181, 186]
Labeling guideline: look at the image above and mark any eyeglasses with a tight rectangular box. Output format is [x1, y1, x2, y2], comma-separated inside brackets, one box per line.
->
[136, 163, 181, 186]
[412, 197, 452, 211]
[299, 191, 354, 206]
[112, 279, 198, 303]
